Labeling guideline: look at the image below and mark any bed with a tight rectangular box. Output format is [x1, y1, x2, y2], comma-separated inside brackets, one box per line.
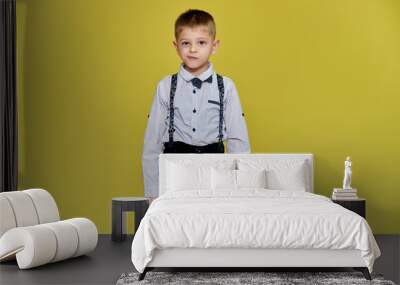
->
[131, 153, 380, 281]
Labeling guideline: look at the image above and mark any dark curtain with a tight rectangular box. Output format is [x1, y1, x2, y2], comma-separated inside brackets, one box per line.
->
[0, 0, 17, 192]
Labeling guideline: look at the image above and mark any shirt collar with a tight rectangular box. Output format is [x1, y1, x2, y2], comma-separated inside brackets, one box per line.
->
[178, 62, 214, 82]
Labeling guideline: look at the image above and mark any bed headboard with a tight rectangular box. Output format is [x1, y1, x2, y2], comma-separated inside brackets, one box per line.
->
[159, 153, 314, 196]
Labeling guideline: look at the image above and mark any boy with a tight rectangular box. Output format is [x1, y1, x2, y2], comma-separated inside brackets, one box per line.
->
[142, 9, 250, 199]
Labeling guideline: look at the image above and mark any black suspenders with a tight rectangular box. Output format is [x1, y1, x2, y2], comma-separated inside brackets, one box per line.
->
[168, 73, 225, 144]
[216, 74, 224, 144]
[168, 74, 178, 143]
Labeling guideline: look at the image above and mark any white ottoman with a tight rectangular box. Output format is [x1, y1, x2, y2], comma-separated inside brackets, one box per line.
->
[0, 189, 98, 269]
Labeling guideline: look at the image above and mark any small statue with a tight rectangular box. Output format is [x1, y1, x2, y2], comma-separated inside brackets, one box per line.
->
[343, 156, 352, 190]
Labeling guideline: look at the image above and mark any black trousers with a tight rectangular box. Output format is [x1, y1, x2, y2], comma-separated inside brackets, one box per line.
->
[163, 141, 224, 154]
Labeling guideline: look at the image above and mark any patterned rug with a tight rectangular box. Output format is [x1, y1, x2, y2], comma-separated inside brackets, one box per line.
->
[116, 271, 396, 285]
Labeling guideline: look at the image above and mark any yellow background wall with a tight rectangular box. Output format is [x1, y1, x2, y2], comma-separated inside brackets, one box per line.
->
[16, 0, 400, 234]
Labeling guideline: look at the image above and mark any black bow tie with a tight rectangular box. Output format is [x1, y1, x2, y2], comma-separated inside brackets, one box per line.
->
[191, 75, 213, 89]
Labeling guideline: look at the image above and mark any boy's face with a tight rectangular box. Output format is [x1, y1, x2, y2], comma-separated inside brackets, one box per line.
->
[173, 25, 219, 75]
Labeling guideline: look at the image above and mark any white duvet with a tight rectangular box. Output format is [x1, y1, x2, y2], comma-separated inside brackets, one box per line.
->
[131, 189, 380, 273]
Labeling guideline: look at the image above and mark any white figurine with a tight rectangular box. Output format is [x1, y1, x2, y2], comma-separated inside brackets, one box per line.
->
[343, 156, 352, 190]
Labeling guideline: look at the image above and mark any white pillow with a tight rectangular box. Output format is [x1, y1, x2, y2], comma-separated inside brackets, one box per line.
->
[211, 168, 268, 190]
[211, 168, 237, 190]
[237, 159, 308, 191]
[266, 167, 306, 191]
[236, 169, 267, 189]
[166, 162, 211, 191]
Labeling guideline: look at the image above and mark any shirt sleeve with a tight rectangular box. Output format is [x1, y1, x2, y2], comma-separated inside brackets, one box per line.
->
[141, 83, 168, 198]
[224, 79, 251, 153]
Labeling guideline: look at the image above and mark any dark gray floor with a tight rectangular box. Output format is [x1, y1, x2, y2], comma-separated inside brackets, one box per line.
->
[374, 235, 400, 284]
[0, 235, 135, 285]
[0, 235, 399, 285]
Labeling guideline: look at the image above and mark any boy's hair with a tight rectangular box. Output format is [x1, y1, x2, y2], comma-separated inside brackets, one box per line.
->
[175, 9, 216, 39]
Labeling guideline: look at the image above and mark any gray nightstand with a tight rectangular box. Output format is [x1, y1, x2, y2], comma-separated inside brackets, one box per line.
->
[111, 197, 149, 242]
[332, 198, 366, 218]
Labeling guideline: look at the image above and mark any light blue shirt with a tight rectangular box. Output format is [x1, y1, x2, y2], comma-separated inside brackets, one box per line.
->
[142, 62, 250, 197]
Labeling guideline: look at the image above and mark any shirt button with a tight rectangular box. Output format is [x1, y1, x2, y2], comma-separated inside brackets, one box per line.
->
[192, 128, 196, 132]
[193, 90, 196, 94]
[193, 109, 196, 113]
